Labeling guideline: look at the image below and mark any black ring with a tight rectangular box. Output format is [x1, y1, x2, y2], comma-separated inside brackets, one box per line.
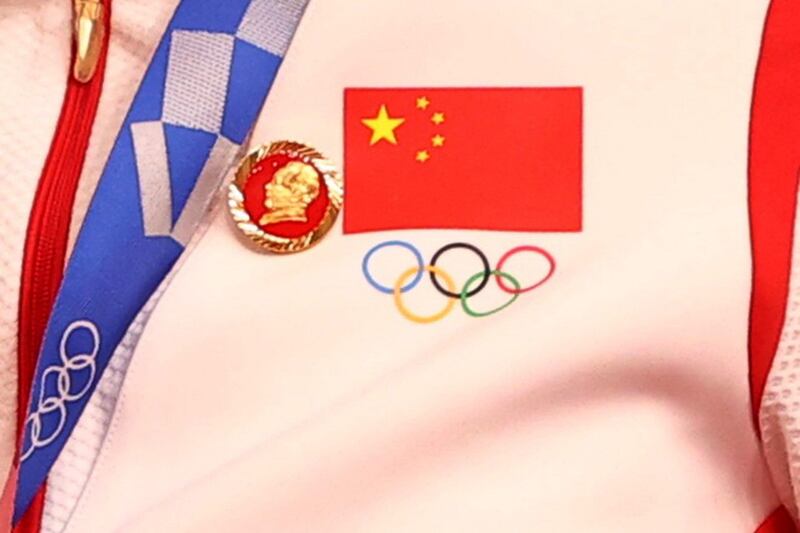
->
[429, 242, 491, 299]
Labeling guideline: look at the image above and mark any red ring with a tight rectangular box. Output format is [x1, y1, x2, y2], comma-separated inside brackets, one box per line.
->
[495, 246, 556, 294]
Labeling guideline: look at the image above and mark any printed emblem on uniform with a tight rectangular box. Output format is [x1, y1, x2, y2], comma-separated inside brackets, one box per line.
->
[342, 87, 583, 323]
[361, 241, 556, 324]
[228, 140, 343, 253]
[343, 87, 583, 233]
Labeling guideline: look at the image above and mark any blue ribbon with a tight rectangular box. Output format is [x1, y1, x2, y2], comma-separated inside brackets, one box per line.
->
[14, 0, 308, 522]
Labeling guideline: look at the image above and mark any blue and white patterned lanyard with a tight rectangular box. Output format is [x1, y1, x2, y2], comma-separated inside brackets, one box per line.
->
[14, 0, 308, 522]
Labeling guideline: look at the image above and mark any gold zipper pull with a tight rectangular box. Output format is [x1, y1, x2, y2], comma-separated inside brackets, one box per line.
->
[73, 0, 105, 83]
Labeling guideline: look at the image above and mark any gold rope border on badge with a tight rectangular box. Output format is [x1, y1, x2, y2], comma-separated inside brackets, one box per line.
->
[228, 140, 343, 254]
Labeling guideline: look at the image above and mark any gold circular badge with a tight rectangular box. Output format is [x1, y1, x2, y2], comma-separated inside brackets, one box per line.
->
[228, 141, 343, 253]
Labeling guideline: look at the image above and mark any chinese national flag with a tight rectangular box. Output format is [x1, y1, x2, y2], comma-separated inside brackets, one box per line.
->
[344, 87, 583, 234]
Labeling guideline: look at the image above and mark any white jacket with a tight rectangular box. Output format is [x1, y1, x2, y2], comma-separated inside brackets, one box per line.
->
[0, 0, 796, 531]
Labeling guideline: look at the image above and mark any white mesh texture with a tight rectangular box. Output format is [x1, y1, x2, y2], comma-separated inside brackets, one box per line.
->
[41, 211, 217, 532]
[0, 0, 71, 481]
[42, 0, 181, 530]
[759, 182, 800, 520]
[35, 0, 292, 528]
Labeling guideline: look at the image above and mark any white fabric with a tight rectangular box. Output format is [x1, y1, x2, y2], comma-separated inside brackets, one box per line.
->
[45, 0, 248, 525]
[0, 0, 792, 532]
[759, 189, 800, 516]
[0, 0, 72, 482]
[54, 0, 781, 532]
[42, 209, 219, 533]
[43, 2, 180, 530]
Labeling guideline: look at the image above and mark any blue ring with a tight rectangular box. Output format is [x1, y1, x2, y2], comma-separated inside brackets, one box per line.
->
[362, 240, 425, 294]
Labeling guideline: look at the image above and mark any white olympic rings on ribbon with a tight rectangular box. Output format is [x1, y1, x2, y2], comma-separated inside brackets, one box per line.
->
[20, 320, 100, 462]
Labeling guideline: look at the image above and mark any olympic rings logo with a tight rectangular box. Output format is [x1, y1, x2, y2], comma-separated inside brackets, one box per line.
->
[21, 320, 100, 461]
[362, 241, 556, 324]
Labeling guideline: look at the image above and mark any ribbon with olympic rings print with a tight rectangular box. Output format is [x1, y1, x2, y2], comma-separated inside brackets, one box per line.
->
[362, 241, 557, 324]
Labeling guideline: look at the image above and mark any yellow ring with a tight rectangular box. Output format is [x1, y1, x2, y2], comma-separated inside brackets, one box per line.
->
[393, 266, 457, 324]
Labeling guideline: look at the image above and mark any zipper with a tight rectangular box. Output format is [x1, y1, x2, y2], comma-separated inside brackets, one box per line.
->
[14, 1, 110, 531]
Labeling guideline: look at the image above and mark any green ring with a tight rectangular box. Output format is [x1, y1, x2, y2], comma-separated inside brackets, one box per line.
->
[460, 270, 521, 318]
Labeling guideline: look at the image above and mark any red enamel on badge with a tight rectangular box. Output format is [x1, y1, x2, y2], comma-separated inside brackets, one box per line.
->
[229, 141, 343, 254]
[242, 152, 331, 239]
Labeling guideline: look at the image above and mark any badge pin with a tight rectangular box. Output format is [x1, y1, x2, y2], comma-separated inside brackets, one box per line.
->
[228, 141, 343, 253]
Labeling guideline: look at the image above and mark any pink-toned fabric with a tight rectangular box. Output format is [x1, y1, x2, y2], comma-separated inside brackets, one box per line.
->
[0, 1, 796, 532]
[0, 0, 71, 489]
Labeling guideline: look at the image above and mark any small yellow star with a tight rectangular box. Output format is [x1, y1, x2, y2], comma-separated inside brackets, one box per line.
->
[416, 96, 430, 110]
[431, 112, 445, 125]
[361, 104, 406, 145]
[431, 134, 446, 148]
[416, 150, 430, 163]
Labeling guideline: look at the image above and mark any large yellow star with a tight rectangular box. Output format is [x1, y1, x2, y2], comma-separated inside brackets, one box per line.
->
[361, 105, 406, 145]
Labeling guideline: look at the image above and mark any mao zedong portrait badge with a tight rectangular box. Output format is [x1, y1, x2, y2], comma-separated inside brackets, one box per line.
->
[228, 141, 343, 253]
